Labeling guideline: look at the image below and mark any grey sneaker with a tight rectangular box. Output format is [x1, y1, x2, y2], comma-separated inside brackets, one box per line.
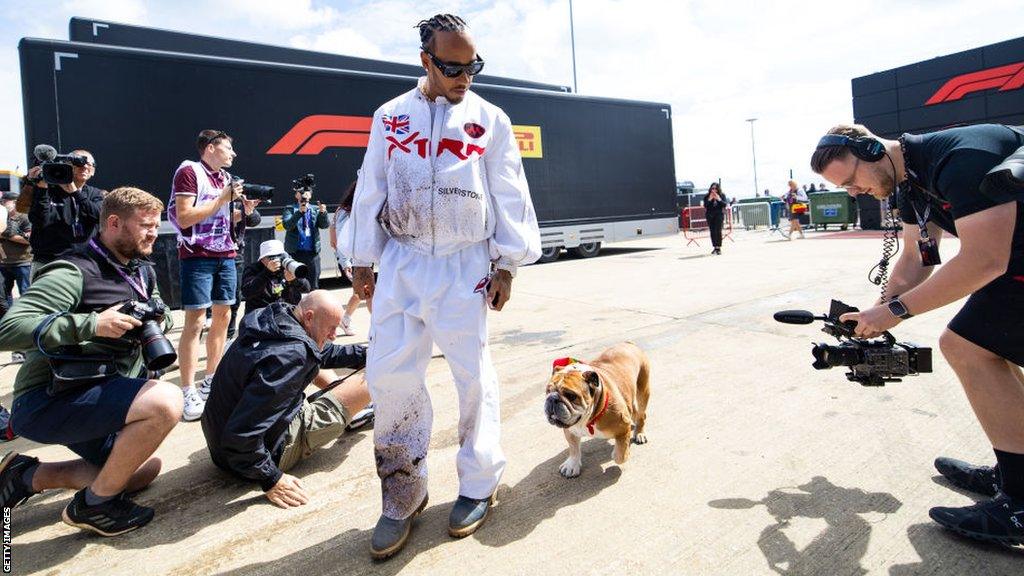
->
[448, 494, 493, 538]
[370, 493, 428, 560]
[196, 375, 214, 402]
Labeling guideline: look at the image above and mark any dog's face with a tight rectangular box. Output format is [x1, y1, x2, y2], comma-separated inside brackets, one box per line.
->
[545, 369, 600, 428]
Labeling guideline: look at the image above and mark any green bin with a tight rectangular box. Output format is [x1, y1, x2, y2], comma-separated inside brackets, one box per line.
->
[808, 191, 857, 230]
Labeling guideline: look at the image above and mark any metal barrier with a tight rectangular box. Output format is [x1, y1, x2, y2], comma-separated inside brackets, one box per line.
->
[736, 202, 772, 230]
[681, 206, 733, 247]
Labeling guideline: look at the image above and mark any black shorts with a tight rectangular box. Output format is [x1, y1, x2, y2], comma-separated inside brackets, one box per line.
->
[948, 273, 1024, 366]
[11, 376, 149, 466]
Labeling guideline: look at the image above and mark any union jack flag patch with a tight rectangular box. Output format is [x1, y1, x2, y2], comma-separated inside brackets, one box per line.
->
[382, 114, 410, 134]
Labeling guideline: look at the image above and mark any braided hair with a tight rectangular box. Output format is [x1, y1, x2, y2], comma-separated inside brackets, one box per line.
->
[415, 14, 468, 51]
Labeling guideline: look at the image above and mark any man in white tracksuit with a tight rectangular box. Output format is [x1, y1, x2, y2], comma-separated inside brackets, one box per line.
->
[340, 14, 541, 559]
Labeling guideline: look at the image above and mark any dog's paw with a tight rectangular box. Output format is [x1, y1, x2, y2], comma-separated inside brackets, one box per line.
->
[632, 433, 648, 445]
[559, 457, 581, 478]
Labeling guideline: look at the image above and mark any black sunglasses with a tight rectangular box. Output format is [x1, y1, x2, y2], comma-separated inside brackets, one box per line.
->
[425, 50, 485, 78]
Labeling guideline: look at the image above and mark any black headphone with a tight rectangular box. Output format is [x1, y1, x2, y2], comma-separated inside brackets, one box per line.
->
[816, 134, 886, 162]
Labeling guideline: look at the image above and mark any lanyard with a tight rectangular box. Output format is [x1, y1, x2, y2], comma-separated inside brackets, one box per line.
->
[901, 179, 933, 239]
[89, 238, 148, 300]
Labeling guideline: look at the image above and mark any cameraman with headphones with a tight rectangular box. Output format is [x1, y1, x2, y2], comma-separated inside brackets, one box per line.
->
[811, 123, 1024, 545]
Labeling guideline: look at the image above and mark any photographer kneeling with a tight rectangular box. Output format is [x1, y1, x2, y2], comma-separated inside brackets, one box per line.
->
[201, 290, 371, 508]
[812, 123, 1024, 544]
[0, 187, 182, 536]
[241, 239, 310, 315]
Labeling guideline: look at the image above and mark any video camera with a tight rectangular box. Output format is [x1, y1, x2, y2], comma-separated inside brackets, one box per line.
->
[774, 299, 932, 386]
[230, 176, 275, 203]
[32, 144, 89, 186]
[118, 298, 177, 371]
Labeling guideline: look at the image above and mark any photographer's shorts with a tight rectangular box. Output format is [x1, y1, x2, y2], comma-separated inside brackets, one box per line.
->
[180, 256, 237, 309]
[276, 393, 350, 473]
[10, 376, 149, 466]
[948, 272, 1024, 367]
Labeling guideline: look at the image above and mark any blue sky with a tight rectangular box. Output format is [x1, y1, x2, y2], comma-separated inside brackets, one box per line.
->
[2, 0, 1023, 197]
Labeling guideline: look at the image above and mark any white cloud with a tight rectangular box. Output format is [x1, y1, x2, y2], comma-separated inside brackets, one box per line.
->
[220, 0, 339, 30]
[289, 28, 384, 59]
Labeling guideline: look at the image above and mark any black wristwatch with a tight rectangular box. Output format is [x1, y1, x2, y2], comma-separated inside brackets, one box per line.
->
[887, 297, 913, 320]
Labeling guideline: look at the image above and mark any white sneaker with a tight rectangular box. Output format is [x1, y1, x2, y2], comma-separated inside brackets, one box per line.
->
[182, 387, 206, 422]
[347, 403, 374, 431]
[340, 315, 355, 337]
[196, 375, 214, 402]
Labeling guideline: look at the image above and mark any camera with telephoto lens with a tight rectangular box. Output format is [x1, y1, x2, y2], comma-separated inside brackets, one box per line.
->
[230, 176, 275, 203]
[31, 144, 89, 186]
[118, 299, 177, 371]
[773, 299, 932, 386]
[274, 254, 308, 279]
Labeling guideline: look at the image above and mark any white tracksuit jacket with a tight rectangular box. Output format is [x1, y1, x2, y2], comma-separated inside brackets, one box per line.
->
[341, 78, 540, 272]
[344, 79, 541, 520]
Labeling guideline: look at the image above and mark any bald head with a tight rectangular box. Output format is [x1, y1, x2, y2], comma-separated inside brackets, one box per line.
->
[295, 290, 345, 348]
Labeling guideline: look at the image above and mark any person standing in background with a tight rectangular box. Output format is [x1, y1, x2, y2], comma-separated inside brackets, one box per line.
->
[784, 179, 808, 239]
[702, 182, 727, 255]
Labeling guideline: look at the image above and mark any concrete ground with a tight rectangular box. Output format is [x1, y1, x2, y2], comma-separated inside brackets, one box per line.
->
[3, 227, 1023, 575]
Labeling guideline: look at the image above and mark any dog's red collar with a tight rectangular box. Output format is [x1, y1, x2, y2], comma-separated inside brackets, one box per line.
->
[586, 386, 609, 435]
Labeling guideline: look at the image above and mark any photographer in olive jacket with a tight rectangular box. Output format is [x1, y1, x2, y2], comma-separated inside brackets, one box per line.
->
[0, 187, 181, 537]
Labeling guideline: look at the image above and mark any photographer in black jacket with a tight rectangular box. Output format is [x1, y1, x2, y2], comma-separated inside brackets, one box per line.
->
[812, 123, 1024, 544]
[240, 239, 310, 316]
[22, 149, 105, 270]
[201, 290, 370, 508]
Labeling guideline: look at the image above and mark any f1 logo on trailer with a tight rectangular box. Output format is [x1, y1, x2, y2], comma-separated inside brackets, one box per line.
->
[267, 114, 543, 158]
[926, 61, 1024, 106]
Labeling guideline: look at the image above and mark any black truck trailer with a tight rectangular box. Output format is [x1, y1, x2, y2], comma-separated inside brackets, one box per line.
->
[852, 35, 1024, 138]
[850, 35, 1024, 228]
[68, 17, 571, 93]
[19, 38, 678, 296]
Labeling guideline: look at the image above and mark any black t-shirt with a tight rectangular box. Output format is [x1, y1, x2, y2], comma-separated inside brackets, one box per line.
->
[899, 124, 1024, 234]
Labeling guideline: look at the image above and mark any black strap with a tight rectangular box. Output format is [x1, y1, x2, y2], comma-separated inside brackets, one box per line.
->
[32, 312, 112, 362]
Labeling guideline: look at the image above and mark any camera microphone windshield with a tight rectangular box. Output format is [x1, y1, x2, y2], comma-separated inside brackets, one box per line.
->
[773, 310, 821, 325]
[33, 144, 57, 162]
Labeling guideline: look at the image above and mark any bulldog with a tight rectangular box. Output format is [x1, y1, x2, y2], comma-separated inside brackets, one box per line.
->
[544, 342, 651, 478]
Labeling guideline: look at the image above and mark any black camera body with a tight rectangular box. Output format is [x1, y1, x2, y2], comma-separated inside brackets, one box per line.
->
[292, 173, 316, 193]
[32, 144, 89, 186]
[231, 176, 275, 203]
[775, 299, 932, 386]
[293, 173, 316, 204]
[118, 299, 177, 371]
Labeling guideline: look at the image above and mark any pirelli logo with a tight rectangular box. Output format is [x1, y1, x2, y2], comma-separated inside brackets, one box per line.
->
[513, 125, 543, 159]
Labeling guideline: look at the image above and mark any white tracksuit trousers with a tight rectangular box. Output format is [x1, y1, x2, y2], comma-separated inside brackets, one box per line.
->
[368, 239, 504, 520]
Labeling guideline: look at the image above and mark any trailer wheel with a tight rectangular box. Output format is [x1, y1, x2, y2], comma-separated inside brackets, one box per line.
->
[569, 242, 601, 258]
[538, 246, 561, 263]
